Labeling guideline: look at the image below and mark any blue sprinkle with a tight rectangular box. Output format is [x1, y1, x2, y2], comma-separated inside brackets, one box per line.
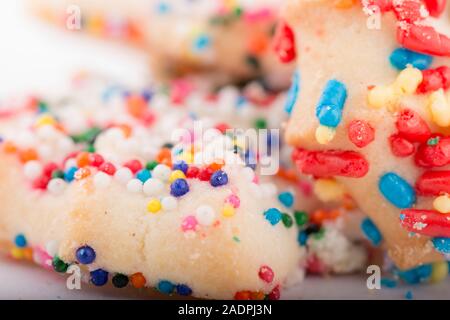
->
[389, 48, 433, 71]
[170, 179, 190, 197]
[14, 234, 27, 248]
[90, 269, 108, 286]
[172, 161, 188, 174]
[76, 245, 96, 265]
[395, 264, 432, 284]
[64, 166, 78, 182]
[278, 192, 294, 208]
[136, 169, 151, 183]
[432, 237, 450, 254]
[285, 71, 300, 115]
[141, 89, 153, 102]
[264, 208, 282, 226]
[405, 291, 413, 300]
[378, 172, 416, 209]
[381, 278, 398, 288]
[361, 218, 382, 246]
[236, 96, 247, 108]
[157, 280, 174, 294]
[298, 231, 308, 246]
[316, 79, 347, 128]
[210, 170, 228, 187]
[193, 34, 211, 51]
[155, 2, 170, 14]
[176, 284, 192, 296]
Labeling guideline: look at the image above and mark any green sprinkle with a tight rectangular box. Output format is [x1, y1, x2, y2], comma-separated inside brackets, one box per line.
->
[427, 137, 440, 146]
[38, 101, 49, 113]
[282, 213, 293, 228]
[254, 118, 267, 130]
[85, 144, 95, 153]
[313, 228, 326, 240]
[51, 170, 65, 179]
[246, 55, 261, 70]
[294, 211, 309, 227]
[232, 236, 240, 243]
[52, 256, 69, 273]
[146, 160, 159, 171]
[71, 127, 102, 144]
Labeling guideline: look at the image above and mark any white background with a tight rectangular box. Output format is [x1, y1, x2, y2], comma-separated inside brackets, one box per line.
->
[0, 0, 449, 299]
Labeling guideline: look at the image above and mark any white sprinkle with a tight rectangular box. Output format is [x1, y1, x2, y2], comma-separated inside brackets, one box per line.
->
[161, 196, 178, 211]
[45, 240, 59, 257]
[143, 178, 165, 196]
[152, 164, 172, 181]
[195, 205, 216, 226]
[126, 179, 143, 193]
[413, 222, 427, 231]
[93, 171, 112, 188]
[47, 178, 67, 195]
[65, 158, 77, 170]
[114, 167, 133, 184]
[23, 160, 42, 180]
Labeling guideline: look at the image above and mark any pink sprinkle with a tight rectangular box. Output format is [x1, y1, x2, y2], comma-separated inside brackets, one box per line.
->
[297, 180, 313, 197]
[33, 246, 53, 270]
[258, 265, 274, 283]
[225, 194, 241, 208]
[181, 215, 198, 232]
[244, 8, 274, 23]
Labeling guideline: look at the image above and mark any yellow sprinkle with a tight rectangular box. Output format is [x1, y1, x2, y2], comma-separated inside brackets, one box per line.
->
[430, 261, 449, 284]
[222, 204, 235, 218]
[315, 125, 336, 145]
[428, 89, 450, 127]
[367, 85, 396, 109]
[178, 152, 194, 165]
[147, 199, 162, 214]
[35, 114, 56, 127]
[313, 178, 346, 202]
[393, 66, 423, 95]
[433, 194, 450, 214]
[10, 247, 24, 259]
[169, 170, 186, 183]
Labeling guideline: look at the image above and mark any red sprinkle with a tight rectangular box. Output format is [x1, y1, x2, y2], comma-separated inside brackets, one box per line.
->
[397, 24, 450, 57]
[186, 166, 200, 179]
[415, 170, 450, 196]
[415, 136, 450, 167]
[89, 153, 104, 167]
[400, 209, 450, 237]
[393, 0, 427, 23]
[234, 291, 251, 300]
[123, 159, 143, 174]
[273, 20, 296, 63]
[99, 162, 116, 175]
[292, 149, 369, 178]
[268, 285, 281, 300]
[389, 134, 416, 157]
[43, 162, 59, 177]
[198, 167, 214, 181]
[347, 120, 375, 148]
[423, 0, 447, 17]
[32, 175, 51, 190]
[396, 109, 431, 143]
[258, 265, 274, 283]
[418, 66, 450, 93]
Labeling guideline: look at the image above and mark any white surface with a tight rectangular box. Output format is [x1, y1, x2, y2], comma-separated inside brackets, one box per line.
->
[0, 0, 449, 300]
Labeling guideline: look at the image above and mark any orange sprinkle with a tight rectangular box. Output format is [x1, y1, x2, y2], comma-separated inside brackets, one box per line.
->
[250, 291, 266, 300]
[276, 167, 299, 183]
[116, 124, 132, 138]
[310, 209, 342, 225]
[126, 95, 147, 118]
[156, 148, 172, 167]
[247, 32, 269, 55]
[22, 247, 34, 261]
[234, 291, 251, 300]
[208, 159, 225, 171]
[130, 272, 146, 289]
[19, 148, 38, 163]
[3, 141, 17, 154]
[76, 152, 90, 168]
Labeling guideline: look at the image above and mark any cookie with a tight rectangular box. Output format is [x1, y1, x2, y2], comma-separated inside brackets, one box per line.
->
[282, 0, 450, 269]
[28, 0, 294, 90]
